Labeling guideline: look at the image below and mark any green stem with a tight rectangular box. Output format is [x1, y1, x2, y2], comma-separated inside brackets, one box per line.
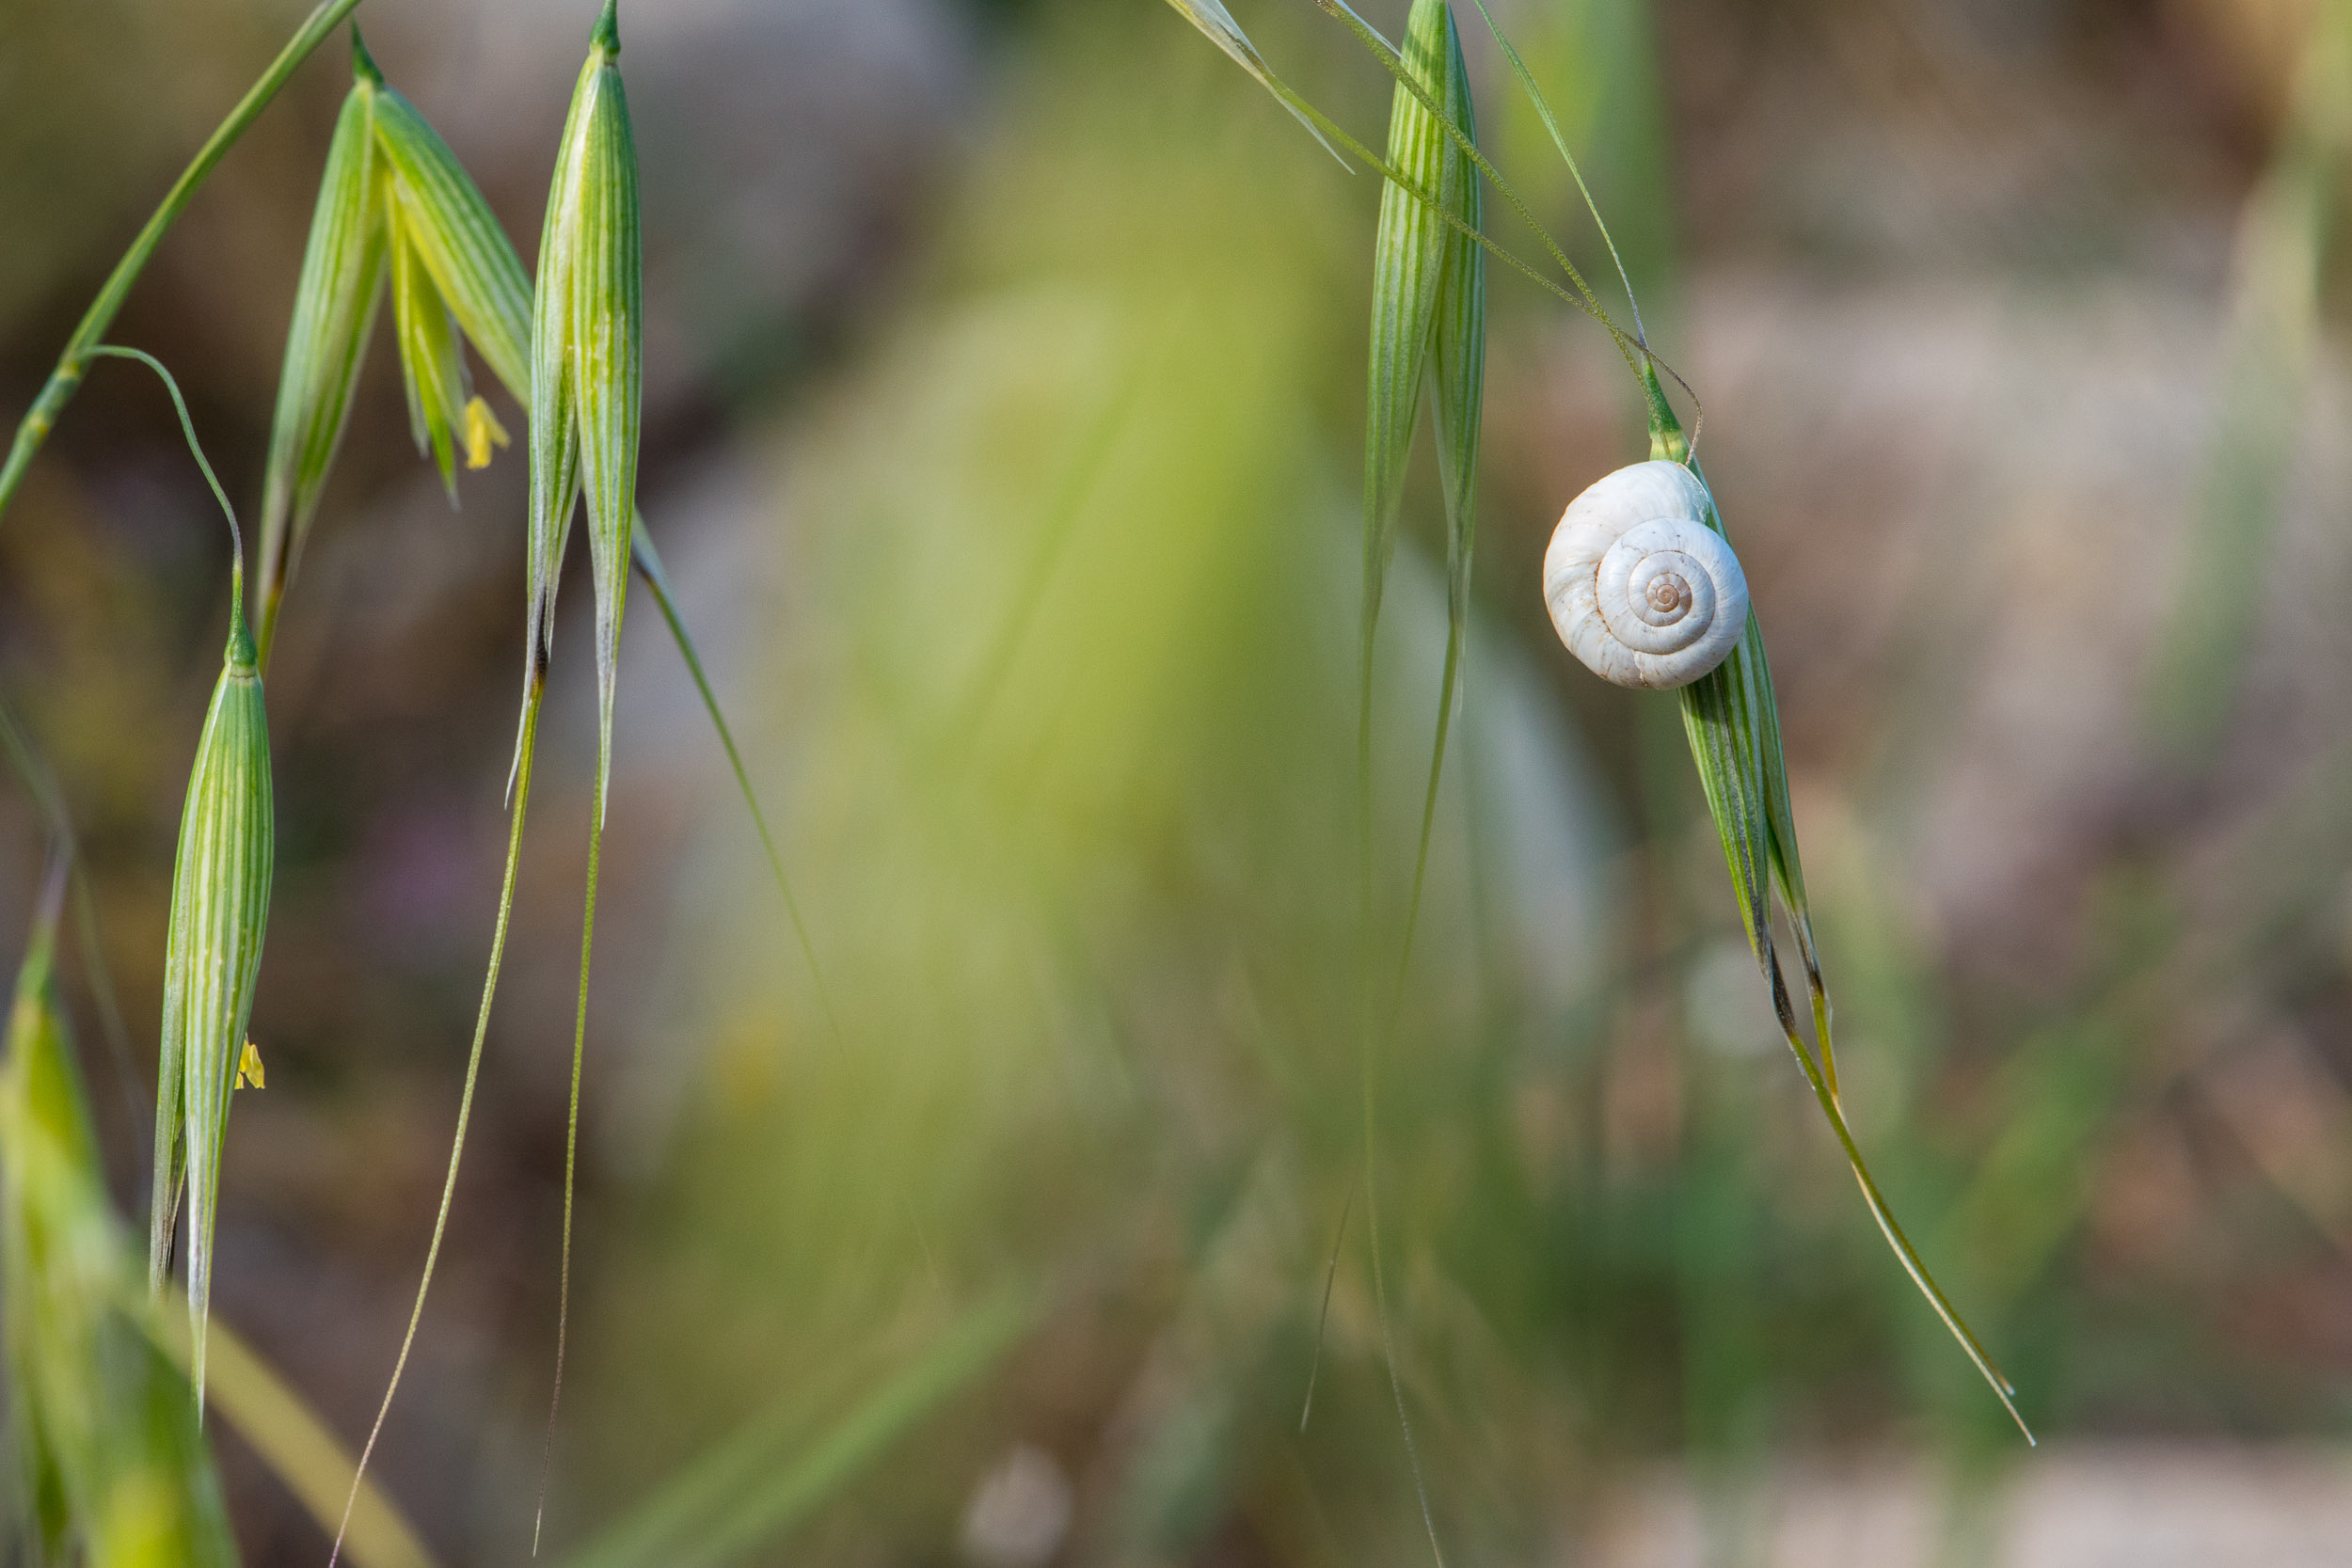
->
[332, 675, 541, 1568]
[81, 347, 247, 632]
[630, 533, 838, 1043]
[535, 754, 608, 1554]
[0, 0, 367, 526]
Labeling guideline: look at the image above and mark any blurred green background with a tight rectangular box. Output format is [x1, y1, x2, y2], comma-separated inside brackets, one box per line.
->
[7, 0, 2352, 1562]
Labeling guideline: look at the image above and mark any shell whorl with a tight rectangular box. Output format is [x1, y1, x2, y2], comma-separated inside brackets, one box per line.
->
[1543, 460, 1750, 690]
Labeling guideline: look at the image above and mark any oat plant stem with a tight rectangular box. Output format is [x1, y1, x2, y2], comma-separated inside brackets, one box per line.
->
[536, 759, 608, 1555]
[0, 0, 366, 526]
[330, 678, 543, 1568]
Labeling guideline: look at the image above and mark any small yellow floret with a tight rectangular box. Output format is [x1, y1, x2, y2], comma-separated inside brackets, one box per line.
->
[236, 1039, 265, 1090]
[463, 396, 511, 469]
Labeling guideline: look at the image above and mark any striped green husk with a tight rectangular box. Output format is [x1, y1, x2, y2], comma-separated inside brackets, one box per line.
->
[254, 58, 388, 661]
[255, 26, 533, 667]
[7, 870, 239, 1566]
[1413, 2, 1484, 937]
[527, 0, 642, 808]
[1647, 372, 2026, 1437]
[529, 9, 642, 1539]
[1360, 1, 1472, 665]
[149, 610, 273, 1418]
[1356, 11, 1482, 1562]
[373, 82, 532, 400]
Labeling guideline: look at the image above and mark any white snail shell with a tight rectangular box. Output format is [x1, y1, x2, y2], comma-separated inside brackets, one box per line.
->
[1543, 460, 1749, 690]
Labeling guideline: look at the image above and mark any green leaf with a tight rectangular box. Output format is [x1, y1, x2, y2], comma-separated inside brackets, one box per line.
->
[254, 60, 389, 665]
[4, 868, 240, 1568]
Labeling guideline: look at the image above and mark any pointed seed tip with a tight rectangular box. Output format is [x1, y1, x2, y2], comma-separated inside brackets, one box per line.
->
[227, 610, 259, 673]
[594, 0, 620, 51]
[351, 24, 383, 86]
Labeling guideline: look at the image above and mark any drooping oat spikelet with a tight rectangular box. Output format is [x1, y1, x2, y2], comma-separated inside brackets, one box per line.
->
[527, 0, 641, 809]
[1645, 372, 2026, 1439]
[254, 33, 389, 664]
[86, 348, 275, 1420]
[526, 8, 642, 1541]
[1351, 11, 1484, 1563]
[1359, 0, 1484, 956]
[254, 26, 530, 666]
[1359, 1, 1473, 688]
[152, 569, 272, 1423]
[3, 864, 240, 1568]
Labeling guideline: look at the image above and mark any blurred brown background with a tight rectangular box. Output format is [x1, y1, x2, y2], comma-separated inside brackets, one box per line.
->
[6, 0, 2352, 1563]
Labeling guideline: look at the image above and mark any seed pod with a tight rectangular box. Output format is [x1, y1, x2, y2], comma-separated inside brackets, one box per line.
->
[253, 37, 389, 662]
[527, 0, 642, 812]
[149, 608, 273, 1416]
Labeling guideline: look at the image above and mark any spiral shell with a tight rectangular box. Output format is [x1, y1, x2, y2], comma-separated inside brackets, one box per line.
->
[1543, 460, 1749, 690]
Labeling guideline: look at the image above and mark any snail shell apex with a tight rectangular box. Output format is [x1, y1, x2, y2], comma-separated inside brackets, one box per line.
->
[1543, 460, 1749, 690]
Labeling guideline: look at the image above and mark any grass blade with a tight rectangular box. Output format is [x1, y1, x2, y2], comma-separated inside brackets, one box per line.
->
[142, 1288, 441, 1568]
[1157, 1, 1348, 163]
[1461, 0, 1646, 341]
[557, 1288, 1033, 1568]
[4, 862, 240, 1568]
[629, 531, 837, 1034]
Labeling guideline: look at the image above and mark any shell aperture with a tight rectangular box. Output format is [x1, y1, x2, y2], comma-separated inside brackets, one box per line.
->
[1543, 460, 1749, 689]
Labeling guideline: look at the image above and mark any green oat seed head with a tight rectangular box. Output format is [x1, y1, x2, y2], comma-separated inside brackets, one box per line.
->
[1645, 371, 2028, 1439]
[151, 600, 272, 1422]
[254, 25, 532, 666]
[98, 346, 276, 1423]
[527, 0, 642, 819]
[1360, 0, 1484, 938]
[254, 38, 389, 664]
[4, 868, 239, 1567]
